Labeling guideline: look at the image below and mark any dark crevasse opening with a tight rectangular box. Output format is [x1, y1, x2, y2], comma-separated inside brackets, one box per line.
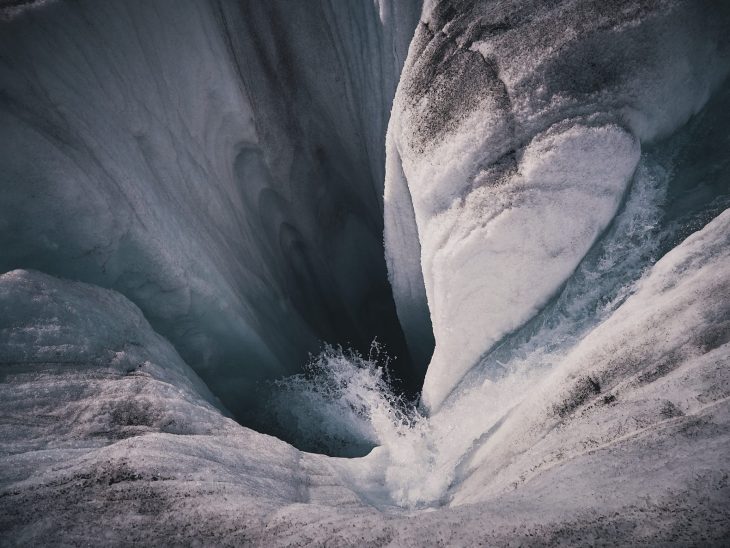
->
[0, 0, 428, 456]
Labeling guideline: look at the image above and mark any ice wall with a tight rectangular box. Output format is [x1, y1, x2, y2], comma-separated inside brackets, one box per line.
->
[384, 0, 730, 411]
[0, 0, 421, 420]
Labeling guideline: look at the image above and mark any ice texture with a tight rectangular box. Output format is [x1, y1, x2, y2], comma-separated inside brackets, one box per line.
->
[384, 0, 730, 411]
[0, 0, 421, 420]
[1, 0, 730, 544]
[0, 269, 360, 536]
[1, 210, 728, 544]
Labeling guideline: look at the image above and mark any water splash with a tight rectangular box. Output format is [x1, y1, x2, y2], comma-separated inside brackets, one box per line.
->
[282, 151, 673, 509]
[264, 342, 420, 457]
[264, 136, 727, 510]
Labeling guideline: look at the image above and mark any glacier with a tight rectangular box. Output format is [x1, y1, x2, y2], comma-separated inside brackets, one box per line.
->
[1, 0, 729, 545]
[0, 0, 423, 427]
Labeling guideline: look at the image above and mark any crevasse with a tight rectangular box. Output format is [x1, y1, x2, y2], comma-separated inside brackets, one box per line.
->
[1, 0, 730, 545]
[0, 0, 422, 427]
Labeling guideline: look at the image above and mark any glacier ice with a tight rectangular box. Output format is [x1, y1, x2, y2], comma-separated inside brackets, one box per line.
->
[1, 0, 730, 545]
[0, 0, 422, 423]
[385, 0, 730, 411]
[1, 210, 728, 543]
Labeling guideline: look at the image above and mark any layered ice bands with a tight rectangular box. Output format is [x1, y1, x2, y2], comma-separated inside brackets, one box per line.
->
[0, 0, 421, 420]
[384, 0, 730, 411]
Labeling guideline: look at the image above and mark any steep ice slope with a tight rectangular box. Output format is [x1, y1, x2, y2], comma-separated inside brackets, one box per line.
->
[328, 204, 730, 508]
[384, 0, 730, 411]
[0, 0, 421, 422]
[1, 211, 728, 545]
